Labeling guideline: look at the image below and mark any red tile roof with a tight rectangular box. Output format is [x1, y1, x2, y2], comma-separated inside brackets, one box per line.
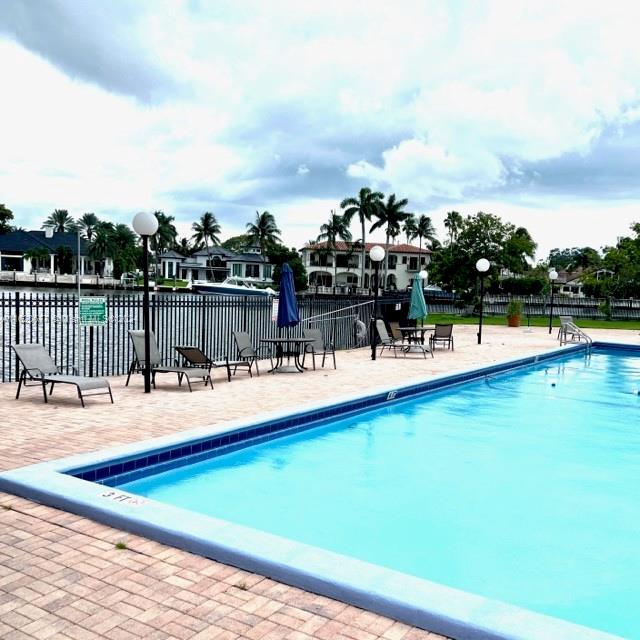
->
[303, 241, 431, 254]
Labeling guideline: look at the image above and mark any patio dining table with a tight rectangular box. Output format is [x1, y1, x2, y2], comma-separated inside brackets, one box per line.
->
[398, 326, 435, 357]
[261, 337, 315, 373]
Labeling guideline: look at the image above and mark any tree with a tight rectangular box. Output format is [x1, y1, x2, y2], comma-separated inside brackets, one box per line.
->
[444, 211, 463, 245]
[369, 193, 409, 287]
[55, 246, 73, 274]
[191, 212, 221, 279]
[340, 187, 384, 289]
[268, 244, 308, 291]
[246, 211, 281, 255]
[42, 209, 76, 233]
[548, 247, 601, 271]
[110, 224, 139, 278]
[23, 247, 50, 273]
[416, 214, 436, 253]
[173, 237, 195, 256]
[402, 214, 418, 244]
[0, 203, 14, 234]
[221, 234, 252, 253]
[317, 210, 352, 288]
[87, 222, 114, 276]
[150, 211, 178, 278]
[77, 213, 99, 241]
[429, 212, 536, 295]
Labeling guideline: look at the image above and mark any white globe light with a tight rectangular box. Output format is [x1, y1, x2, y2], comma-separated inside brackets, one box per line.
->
[132, 212, 159, 237]
[418, 270, 428, 280]
[369, 245, 385, 262]
[549, 268, 558, 281]
[476, 258, 490, 273]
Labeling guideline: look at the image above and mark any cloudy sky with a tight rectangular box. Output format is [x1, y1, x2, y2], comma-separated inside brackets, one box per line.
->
[2, 0, 640, 261]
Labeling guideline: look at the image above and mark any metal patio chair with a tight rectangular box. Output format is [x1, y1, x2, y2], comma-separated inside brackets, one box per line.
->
[126, 330, 212, 391]
[375, 320, 406, 358]
[301, 327, 336, 370]
[233, 331, 273, 376]
[174, 345, 253, 382]
[12, 343, 113, 407]
[429, 324, 454, 350]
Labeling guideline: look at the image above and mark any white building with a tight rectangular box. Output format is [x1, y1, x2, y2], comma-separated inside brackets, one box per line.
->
[300, 241, 432, 292]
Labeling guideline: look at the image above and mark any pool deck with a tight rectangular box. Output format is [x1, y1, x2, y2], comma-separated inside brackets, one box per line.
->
[1, 325, 637, 640]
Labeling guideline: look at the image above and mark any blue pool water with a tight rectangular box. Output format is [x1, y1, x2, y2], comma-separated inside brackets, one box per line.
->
[121, 349, 640, 638]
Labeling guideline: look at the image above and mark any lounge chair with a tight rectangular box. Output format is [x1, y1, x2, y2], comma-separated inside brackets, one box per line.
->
[126, 330, 212, 391]
[376, 320, 406, 358]
[301, 328, 336, 370]
[233, 331, 273, 376]
[430, 324, 454, 350]
[174, 345, 252, 382]
[12, 343, 113, 407]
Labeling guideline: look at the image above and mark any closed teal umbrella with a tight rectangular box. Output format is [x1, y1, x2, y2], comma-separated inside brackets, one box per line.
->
[408, 273, 428, 323]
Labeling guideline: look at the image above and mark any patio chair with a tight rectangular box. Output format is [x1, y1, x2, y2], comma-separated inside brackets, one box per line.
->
[126, 330, 212, 391]
[429, 324, 454, 350]
[233, 331, 273, 376]
[301, 327, 336, 370]
[12, 343, 113, 408]
[376, 319, 406, 358]
[174, 345, 252, 382]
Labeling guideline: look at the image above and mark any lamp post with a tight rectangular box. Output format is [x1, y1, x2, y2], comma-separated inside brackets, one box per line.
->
[369, 245, 385, 360]
[132, 212, 159, 393]
[476, 258, 490, 345]
[548, 268, 558, 334]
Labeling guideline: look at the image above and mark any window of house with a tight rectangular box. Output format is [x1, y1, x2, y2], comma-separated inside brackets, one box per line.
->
[408, 256, 419, 271]
[168, 262, 174, 278]
[232, 263, 242, 277]
[245, 264, 259, 278]
[402, 256, 407, 264]
[420, 256, 426, 265]
[263, 264, 272, 279]
[387, 255, 397, 270]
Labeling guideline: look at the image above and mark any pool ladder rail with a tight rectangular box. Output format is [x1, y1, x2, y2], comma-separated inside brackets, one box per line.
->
[558, 320, 592, 347]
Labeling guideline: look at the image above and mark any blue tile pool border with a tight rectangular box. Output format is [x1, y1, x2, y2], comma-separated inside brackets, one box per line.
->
[0, 341, 634, 640]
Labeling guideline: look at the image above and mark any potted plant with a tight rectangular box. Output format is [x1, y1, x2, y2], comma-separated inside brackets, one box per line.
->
[506, 299, 523, 327]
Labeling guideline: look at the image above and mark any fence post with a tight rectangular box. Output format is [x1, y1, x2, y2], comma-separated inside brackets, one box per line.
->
[200, 297, 207, 352]
[14, 291, 20, 381]
[89, 326, 94, 377]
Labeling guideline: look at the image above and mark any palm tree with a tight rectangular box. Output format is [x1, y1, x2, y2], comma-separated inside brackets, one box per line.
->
[87, 222, 115, 276]
[403, 214, 418, 244]
[23, 247, 51, 273]
[416, 214, 437, 265]
[369, 194, 409, 287]
[42, 209, 76, 233]
[191, 212, 221, 280]
[340, 187, 384, 289]
[246, 211, 281, 256]
[317, 210, 352, 288]
[150, 211, 178, 279]
[174, 237, 193, 256]
[77, 213, 99, 241]
[444, 211, 463, 245]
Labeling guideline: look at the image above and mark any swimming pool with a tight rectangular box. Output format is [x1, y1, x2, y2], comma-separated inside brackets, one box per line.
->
[1, 342, 637, 640]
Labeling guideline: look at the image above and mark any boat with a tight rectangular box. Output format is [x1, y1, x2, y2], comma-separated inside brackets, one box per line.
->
[190, 277, 277, 296]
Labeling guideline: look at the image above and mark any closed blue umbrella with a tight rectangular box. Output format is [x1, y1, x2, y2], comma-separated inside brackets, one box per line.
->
[277, 263, 300, 328]
[408, 273, 428, 323]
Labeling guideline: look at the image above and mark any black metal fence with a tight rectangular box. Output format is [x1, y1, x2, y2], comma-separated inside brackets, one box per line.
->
[1, 292, 374, 382]
[425, 294, 640, 320]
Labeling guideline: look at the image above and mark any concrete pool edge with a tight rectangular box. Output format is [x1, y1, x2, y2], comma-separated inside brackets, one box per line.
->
[1, 341, 634, 640]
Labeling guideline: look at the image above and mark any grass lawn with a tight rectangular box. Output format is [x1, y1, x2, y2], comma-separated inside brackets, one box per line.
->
[426, 313, 640, 331]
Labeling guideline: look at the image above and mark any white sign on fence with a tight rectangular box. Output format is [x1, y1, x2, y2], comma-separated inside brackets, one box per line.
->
[271, 297, 279, 322]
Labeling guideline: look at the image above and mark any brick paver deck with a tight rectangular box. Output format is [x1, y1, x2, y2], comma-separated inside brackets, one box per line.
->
[1, 325, 637, 639]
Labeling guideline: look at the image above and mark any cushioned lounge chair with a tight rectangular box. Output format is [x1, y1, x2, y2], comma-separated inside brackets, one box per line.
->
[429, 324, 454, 350]
[13, 343, 113, 407]
[376, 320, 406, 358]
[301, 328, 336, 370]
[126, 330, 212, 391]
[233, 331, 272, 376]
[174, 345, 252, 382]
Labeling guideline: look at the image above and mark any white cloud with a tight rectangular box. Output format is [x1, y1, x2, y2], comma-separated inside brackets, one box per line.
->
[1, 0, 640, 258]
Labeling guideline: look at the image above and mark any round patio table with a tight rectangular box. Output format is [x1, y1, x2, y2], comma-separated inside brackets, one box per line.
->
[261, 337, 315, 373]
[398, 326, 435, 357]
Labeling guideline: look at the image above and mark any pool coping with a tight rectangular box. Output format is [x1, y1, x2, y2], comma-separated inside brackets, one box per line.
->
[1, 341, 635, 640]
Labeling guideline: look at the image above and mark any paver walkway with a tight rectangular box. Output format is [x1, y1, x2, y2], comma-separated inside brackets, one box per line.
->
[1, 325, 637, 639]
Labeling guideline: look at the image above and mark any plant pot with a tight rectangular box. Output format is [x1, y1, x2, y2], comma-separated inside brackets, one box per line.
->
[507, 315, 521, 327]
